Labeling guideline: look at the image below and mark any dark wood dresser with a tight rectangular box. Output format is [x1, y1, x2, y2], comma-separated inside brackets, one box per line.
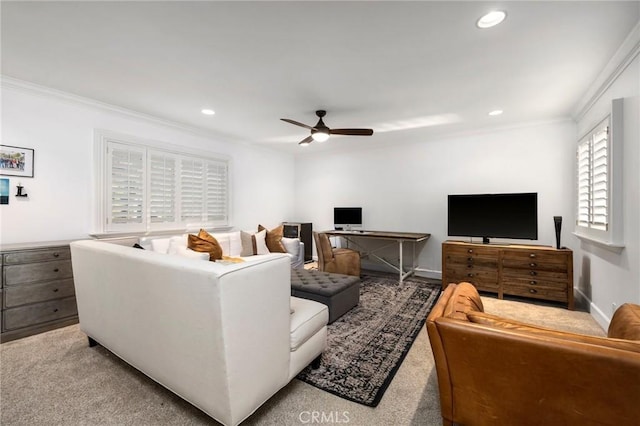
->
[442, 240, 574, 309]
[1, 241, 79, 343]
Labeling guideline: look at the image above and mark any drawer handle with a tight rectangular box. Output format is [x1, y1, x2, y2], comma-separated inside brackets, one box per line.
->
[530, 263, 537, 267]
[529, 289, 537, 294]
[530, 281, 537, 285]
[53, 268, 59, 272]
[53, 288, 59, 292]
[53, 308, 59, 312]
[530, 271, 537, 276]
[467, 273, 474, 277]
[529, 254, 536, 258]
[468, 249, 473, 253]
[467, 264, 473, 269]
[53, 252, 60, 258]
[467, 257, 473, 262]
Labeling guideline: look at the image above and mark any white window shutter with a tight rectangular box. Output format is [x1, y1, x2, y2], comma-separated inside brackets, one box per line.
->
[577, 140, 591, 227]
[149, 152, 177, 225]
[107, 142, 146, 231]
[576, 121, 609, 232]
[591, 126, 608, 230]
[205, 160, 228, 223]
[180, 158, 205, 224]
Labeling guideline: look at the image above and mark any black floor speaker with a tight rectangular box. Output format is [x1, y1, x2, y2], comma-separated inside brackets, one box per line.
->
[554, 216, 562, 249]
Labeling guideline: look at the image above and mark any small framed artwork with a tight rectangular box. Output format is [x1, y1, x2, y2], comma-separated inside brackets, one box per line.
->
[0, 178, 9, 204]
[0, 145, 34, 178]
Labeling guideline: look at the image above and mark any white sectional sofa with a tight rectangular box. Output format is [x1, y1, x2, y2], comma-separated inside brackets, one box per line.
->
[139, 231, 305, 269]
[70, 239, 327, 426]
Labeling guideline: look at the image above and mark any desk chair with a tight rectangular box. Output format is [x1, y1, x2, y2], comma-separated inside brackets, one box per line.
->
[314, 232, 361, 277]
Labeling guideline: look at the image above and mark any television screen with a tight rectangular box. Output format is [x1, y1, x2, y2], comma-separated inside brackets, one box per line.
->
[334, 207, 362, 225]
[448, 193, 538, 242]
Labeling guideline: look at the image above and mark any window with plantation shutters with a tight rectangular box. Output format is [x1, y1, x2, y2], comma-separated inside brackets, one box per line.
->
[100, 136, 229, 233]
[573, 99, 624, 251]
[576, 120, 609, 232]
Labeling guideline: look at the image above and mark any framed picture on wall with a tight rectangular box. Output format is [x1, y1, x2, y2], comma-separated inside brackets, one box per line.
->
[0, 178, 9, 204]
[0, 145, 34, 178]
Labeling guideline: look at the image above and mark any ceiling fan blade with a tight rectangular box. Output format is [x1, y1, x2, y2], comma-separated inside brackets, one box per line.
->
[330, 128, 374, 136]
[281, 118, 315, 130]
[298, 135, 314, 146]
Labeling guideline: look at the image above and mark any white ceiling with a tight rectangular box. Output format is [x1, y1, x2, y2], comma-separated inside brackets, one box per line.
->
[2, 1, 639, 155]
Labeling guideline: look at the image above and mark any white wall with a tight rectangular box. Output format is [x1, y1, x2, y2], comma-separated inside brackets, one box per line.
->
[294, 120, 577, 277]
[0, 82, 295, 244]
[574, 52, 640, 328]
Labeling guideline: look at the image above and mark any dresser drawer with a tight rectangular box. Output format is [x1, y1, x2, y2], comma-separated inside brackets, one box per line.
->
[502, 249, 570, 265]
[444, 244, 500, 258]
[2, 296, 77, 331]
[503, 284, 567, 303]
[3, 247, 71, 264]
[445, 269, 499, 291]
[502, 268, 568, 283]
[446, 254, 498, 268]
[502, 276, 568, 291]
[4, 260, 73, 286]
[502, 258, 568, 272]
[4, 279, 75, 308]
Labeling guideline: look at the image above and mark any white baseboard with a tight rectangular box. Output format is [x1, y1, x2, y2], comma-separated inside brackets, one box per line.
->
[574, 286, 611, 330]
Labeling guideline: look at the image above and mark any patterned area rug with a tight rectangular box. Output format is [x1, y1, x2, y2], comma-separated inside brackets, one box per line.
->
[296, 271, 441, 407]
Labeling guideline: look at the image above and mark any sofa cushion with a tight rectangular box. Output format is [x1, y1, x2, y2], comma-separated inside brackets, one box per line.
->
[289, 296, 328, 351]
[188, 230, 223, 261]
[258, 224, 287, 253]
[608, 303, 640, 341]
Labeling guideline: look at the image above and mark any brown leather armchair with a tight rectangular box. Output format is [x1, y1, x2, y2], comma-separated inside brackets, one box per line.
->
[426, 282, 640, 426]
[313, 232, 360, 277]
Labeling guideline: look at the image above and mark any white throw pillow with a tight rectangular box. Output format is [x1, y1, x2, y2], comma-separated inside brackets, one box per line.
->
[212, 231, 242, 257]
[166, 235, 188, 255]
[281, 237, 300, 257]
[174, 246, 209, 260]
[150, 237, 173, 254]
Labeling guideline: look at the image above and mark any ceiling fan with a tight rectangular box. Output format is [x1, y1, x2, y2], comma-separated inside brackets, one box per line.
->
[281, 110, 374, 146]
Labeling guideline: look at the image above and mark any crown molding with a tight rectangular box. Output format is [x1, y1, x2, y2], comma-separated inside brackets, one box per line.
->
[573, 21, 640, 122]
[0, 75, 263, 150]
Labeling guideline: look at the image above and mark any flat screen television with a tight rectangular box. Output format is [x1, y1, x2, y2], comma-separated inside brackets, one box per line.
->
[448, 193, 538, 243]
[334, 207, 362, 229]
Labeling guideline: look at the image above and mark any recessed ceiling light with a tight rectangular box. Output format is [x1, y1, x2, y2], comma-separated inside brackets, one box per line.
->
[477, 11, 506, 29]
[489, 110, 503, 116]
[201, 109, 215, 115]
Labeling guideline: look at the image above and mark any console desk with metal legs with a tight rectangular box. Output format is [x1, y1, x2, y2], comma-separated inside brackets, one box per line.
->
[322, 230, 431, 282]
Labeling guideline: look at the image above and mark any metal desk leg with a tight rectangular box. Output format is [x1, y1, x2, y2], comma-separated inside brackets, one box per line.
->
[399, 240, 404, 282]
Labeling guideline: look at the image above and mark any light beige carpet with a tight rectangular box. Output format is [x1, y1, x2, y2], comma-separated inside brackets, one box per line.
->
[0, 293, 604, 426]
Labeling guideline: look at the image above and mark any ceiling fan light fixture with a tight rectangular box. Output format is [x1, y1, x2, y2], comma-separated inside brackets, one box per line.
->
[311, 130, 330, 142]
[476, 11, 506, 29]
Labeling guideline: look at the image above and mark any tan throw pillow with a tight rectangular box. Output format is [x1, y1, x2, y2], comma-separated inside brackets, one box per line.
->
[240, 230, 269, 255]
[187, 229, 223, 261]
[258, 224, 287, 253]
